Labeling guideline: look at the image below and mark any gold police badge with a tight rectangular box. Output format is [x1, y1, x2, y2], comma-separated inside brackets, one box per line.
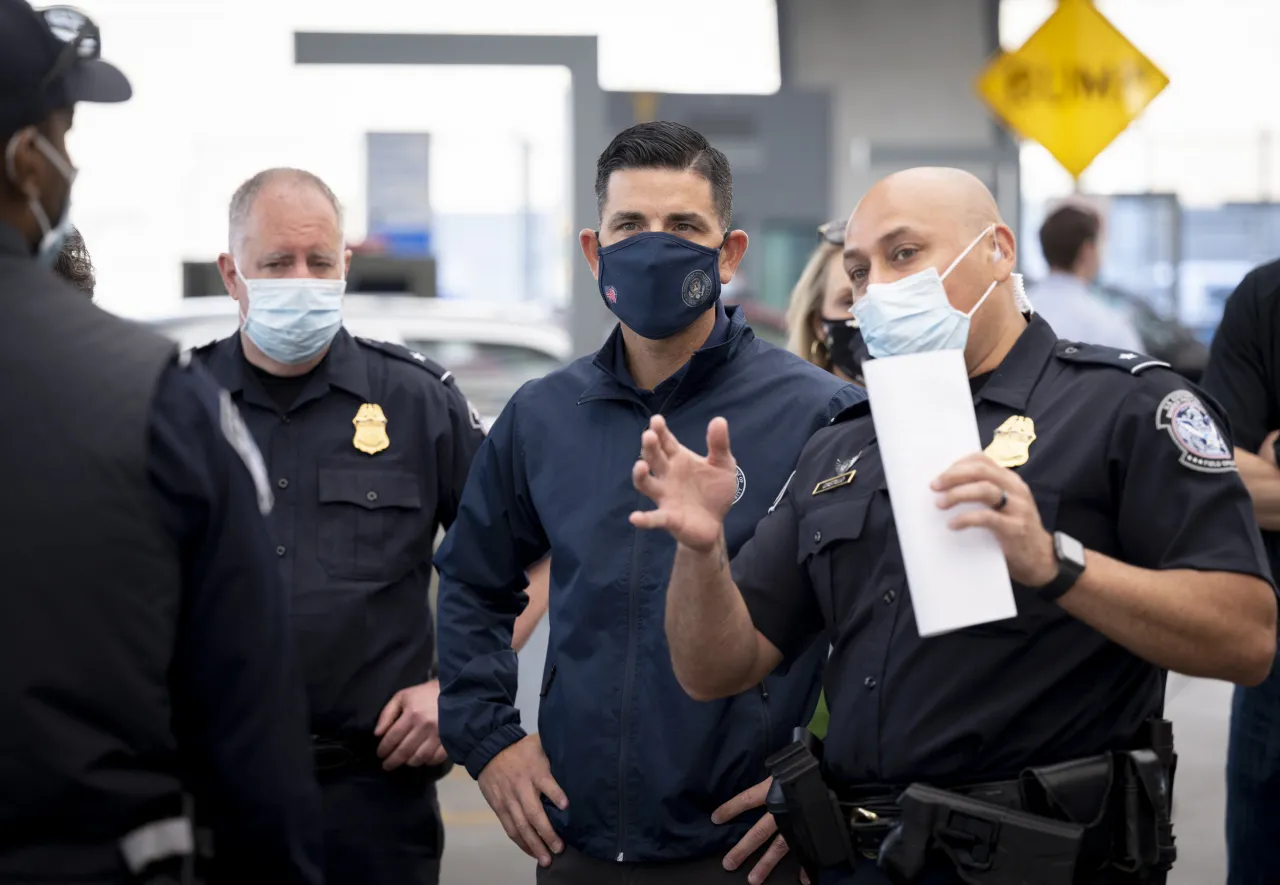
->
[352, 403, 390, 455]
[984, 415, 1036, 468]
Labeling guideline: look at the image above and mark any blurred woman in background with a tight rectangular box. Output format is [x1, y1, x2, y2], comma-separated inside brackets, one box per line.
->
[786, 219, 869, 386]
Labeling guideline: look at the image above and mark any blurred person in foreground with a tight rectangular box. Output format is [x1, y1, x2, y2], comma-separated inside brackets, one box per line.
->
[1200, 257, 1280, 885]
[436, 121, 863, 884]
[0, 2, 322, 882]
[1026, 203, 1143, 351]
[53, 223, 93, 296]
[786, 219, 870, 388]
[632, 167, 1276, 884]
[193, 166, 549, 885]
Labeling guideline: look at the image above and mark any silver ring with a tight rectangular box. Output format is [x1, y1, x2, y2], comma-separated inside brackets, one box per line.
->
[993, 489, 1008, 511]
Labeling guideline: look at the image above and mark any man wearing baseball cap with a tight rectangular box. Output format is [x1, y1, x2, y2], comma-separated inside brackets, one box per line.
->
[0, 3, 323, 883]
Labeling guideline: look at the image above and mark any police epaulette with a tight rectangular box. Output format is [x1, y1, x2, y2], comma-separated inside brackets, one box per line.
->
[355, 337, 456, 386]
[1054, 341, 1170, 375]
[829, 399, 872, 426]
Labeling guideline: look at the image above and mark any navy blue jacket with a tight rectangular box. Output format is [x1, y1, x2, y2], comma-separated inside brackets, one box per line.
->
[436, 307, 864, 862]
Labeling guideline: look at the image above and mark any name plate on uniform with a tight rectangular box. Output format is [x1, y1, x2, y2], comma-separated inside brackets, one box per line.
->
[862, 351, 1017, 637]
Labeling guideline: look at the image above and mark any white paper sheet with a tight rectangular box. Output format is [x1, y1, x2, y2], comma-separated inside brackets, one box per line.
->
[861, 350, 1017, 636]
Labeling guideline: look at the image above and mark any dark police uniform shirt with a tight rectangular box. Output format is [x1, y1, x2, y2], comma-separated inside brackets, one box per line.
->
[1201, 257, 1280, 574]
[195, 328, 486, 736]
[732, 314, 1273, 789]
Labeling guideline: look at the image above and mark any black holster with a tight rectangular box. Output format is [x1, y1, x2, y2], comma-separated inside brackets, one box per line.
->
[879, 718, 1178, 885]
[766, 729, 858, 878]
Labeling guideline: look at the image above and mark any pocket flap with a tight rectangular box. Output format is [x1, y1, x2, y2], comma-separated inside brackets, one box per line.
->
[318, 468, 422, 510]
[797, 495, 875, 562]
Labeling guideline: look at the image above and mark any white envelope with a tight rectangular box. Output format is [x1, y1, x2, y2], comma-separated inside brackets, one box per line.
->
[862, 350, 1018, 636]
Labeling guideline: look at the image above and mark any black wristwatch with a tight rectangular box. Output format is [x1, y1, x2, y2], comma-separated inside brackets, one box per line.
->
[1034, 532, 1086, 601]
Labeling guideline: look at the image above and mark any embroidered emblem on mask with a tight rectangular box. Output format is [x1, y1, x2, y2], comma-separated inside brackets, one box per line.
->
[682, 270, 713, 308]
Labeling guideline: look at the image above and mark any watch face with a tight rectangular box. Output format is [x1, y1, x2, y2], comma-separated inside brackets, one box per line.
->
[1057, 533, 1086, 568]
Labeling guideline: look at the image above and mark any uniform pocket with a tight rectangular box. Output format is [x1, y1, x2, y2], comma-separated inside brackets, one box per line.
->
[797, 493, 877, 622]
[317, 465, 426, 581]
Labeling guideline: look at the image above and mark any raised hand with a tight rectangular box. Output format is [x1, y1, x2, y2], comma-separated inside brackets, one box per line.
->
[630, 415, 739, 552]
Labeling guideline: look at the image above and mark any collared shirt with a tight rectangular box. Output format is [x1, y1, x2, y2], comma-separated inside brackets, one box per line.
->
[1027, 271, 1143, 351]
[733, 314, 1272, 788]
[609, 300, 731, 414]
[195, 329, 485, 735]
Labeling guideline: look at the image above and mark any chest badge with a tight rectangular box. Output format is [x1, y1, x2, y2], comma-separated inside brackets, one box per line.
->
[352, 403, 390, 455]
[985, 415, 1036, 468]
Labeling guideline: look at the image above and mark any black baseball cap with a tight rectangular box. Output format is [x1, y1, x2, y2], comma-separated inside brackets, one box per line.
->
[0, 1, 131, 140]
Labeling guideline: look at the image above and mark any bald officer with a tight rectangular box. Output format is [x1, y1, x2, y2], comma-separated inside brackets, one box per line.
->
[631, 168, 1277, 884]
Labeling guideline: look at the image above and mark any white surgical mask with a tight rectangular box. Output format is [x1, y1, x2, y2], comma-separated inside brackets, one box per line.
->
[236, 260, 346, 364]
[850, 224, 1000, 360]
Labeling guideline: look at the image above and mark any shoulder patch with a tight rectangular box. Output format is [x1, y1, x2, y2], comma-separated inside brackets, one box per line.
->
[1055, 341, 1170, 375]
[218, 389, 275, 514]
[1155, 389, 1236, 474]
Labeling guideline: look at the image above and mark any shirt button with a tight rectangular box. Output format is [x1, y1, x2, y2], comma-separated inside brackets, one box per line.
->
[864, 676, 877, 689]
[281, 415, 291, 424]
[883, 589, 896, 604]
[277, 478, 289, 489]
[1064, 345, 1079, 354]
[813, 530, 822, 543]
[366, 491, 378, 502]
[276, 545, 286, 557]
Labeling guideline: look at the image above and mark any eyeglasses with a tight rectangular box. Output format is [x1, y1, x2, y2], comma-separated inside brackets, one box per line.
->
[817, 219, 845, 247]
[37, 6, 101, 91]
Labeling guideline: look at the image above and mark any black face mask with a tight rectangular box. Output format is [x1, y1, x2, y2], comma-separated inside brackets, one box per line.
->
[820, 316, 871, 384]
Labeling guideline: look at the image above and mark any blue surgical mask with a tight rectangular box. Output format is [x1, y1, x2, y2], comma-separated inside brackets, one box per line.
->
[4, 130, 77, 268]
[236, 261, 346, 364]
[850, 224, 1000, 360]
[596, 232, 723, 340]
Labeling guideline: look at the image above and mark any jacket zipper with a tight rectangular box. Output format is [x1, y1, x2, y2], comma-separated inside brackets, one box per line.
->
[617, 409, 652, 862]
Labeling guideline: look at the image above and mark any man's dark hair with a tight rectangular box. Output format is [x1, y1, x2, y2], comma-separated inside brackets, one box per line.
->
[1039, 204, 1100, 272]
[594, 121, 733, 231]
[53, 225, 95, 297]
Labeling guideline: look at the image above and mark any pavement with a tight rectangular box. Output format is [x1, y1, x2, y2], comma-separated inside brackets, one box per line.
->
[436, 674, 1236, 884]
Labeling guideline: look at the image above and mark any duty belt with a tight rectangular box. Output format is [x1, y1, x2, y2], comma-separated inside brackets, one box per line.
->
[766, 719, 1177, 885]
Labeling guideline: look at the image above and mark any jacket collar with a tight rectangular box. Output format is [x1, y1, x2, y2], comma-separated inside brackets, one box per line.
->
[203, 326, 373, 411]
[973, 313, 1058, 412]
[578, 304, 754, 406]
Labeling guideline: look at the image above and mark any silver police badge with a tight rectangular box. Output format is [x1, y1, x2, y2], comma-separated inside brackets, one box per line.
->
[682, 269, 714, 308]
[1155, 389, 1236, 474]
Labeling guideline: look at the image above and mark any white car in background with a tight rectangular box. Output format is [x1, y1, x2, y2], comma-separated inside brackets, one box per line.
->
[143, 294, 573, 429]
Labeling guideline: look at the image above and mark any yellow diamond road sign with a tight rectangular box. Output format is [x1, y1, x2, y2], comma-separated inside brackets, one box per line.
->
[976, 0, 1169, 179]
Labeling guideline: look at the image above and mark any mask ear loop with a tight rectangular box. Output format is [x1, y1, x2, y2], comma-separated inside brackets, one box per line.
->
[940, 223, 996, 282]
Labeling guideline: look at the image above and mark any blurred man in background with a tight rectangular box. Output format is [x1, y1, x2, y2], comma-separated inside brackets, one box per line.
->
[0, 3, 322, 882]
[1200, 256, 1280, 885]
[1028, 203, 1144, 351]
[53, 224, 94, 296]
